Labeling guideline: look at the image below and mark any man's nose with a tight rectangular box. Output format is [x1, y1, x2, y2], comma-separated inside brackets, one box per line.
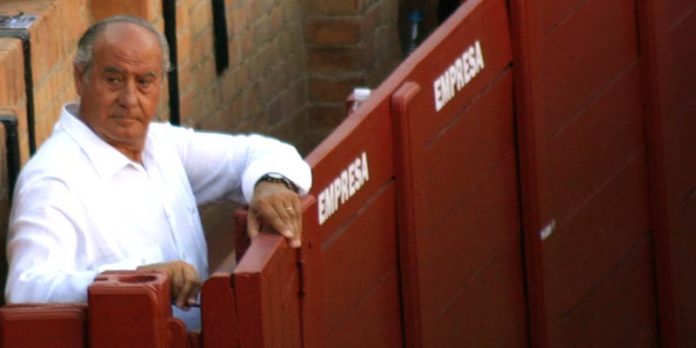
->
[118, 79, 138, 107]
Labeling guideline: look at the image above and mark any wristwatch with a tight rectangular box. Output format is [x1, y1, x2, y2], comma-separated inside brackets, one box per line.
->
[256, 173, 298, 193]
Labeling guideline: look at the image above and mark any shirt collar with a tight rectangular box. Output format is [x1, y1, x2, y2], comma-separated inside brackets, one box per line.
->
[57, 103, 148, 179]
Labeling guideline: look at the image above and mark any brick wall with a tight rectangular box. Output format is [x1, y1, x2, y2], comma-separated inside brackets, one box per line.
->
[304, 0, 402, 147]
[0, 0, 404, 296]
[0, 0, 90, 305]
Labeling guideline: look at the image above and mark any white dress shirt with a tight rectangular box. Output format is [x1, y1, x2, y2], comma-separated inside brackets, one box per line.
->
[5, 103, 311, 327]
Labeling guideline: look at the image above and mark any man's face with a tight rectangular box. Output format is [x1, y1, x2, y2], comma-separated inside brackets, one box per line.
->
[75, 22, 163, 157]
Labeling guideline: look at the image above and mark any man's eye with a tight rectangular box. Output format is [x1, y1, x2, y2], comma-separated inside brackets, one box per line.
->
[106, 76, 123, 86]
[138, 79, 154, 89]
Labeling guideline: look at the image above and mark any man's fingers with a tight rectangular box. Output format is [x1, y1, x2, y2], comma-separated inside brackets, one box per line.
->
[138, 261, 201, 309]
[290, 199, 302, 248]
[170, 266, 184, 304]
[176, 266, 201, 309]
[247, 211, 260, 239]
[249, 182, 303, 248]
[272, 202, 296, 240]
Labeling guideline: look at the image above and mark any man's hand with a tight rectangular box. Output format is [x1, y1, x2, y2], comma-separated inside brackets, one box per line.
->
[248, 181, 302, 248]
[137, 261, 201, 310]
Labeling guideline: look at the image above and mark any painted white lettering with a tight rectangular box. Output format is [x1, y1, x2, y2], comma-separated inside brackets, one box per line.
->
[432, 40, 486, 112]
[332, 177, 341, 214]
[476, 40, 485, 70]
[317, 152, 372, 225]
[361, 152, 369, 181]
[348, 162, 357, 196]
[434, 78, 444, 111]
[454, 58, 464, 91]
[318, 191, 327, 225]
[340, 171, 349, 203]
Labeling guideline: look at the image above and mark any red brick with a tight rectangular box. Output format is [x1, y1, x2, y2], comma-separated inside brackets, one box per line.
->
[227, 37, 241, 67]
[270, 4, 284, 34]
[303, 0, 361, 16]
[0, 39, 24, 105]
[305, 18, 362, 46]
[190, 28, 214, 66]
[361, 2, 381, 34]
[253, 15, 272, 46]
[230, 5, 248, 35]
[179, 89, 195, 121]
[306, 104, 347, 135]
[177, 60, 196, 95]
[308, 76, 366, 104]
[244, 0, 263, 23]
[307, 46, 368, 73]
[195, 56, 218, 95]
[239, 29, 255, 61]
[190, 0, 213, 37]
[176, 28, 193, 66]
[91, 0, 156, 21]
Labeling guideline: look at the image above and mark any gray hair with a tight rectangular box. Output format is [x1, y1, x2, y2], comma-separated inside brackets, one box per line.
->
[73, 15, 171, 76]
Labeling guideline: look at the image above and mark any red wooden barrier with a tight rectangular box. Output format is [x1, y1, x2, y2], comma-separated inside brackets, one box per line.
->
[0, 304, 87, 348]
[303, 78, 403, 347]
[234, 232, 302, 347]
[391, 0, 527, 345]
[88, 271, 188, 348]
[639, 1, 696, 346]
[1, 1, 694, 347]
[510, 0, 660, 346]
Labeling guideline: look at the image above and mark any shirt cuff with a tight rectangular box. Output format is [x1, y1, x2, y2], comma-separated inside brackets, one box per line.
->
[241, 161, 312, 203]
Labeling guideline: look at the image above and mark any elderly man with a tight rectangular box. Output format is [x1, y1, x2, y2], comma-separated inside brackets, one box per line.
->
[4, 15, 311, 328]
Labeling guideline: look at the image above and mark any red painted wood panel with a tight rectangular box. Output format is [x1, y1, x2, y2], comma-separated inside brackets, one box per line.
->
[640, 0, 696, 345]
[0, 304, 87, 348]
[510, 0, 658, 345]
[541, 0, 638, 134]
[88, 271, 187, 348]
[391, 0, 527, 345]
[394, 73, 527, 346]
[234, 233, 302, 348]
[303, 85, 403, 347]
[201, 273, 238, 348]
[549, 236, 657, 347]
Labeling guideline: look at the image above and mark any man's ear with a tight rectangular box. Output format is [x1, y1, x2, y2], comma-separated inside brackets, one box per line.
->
[73, 63, 84, 97]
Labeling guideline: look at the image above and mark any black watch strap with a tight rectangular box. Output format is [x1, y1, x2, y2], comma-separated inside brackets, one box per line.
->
[256, 173, 298, 193]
